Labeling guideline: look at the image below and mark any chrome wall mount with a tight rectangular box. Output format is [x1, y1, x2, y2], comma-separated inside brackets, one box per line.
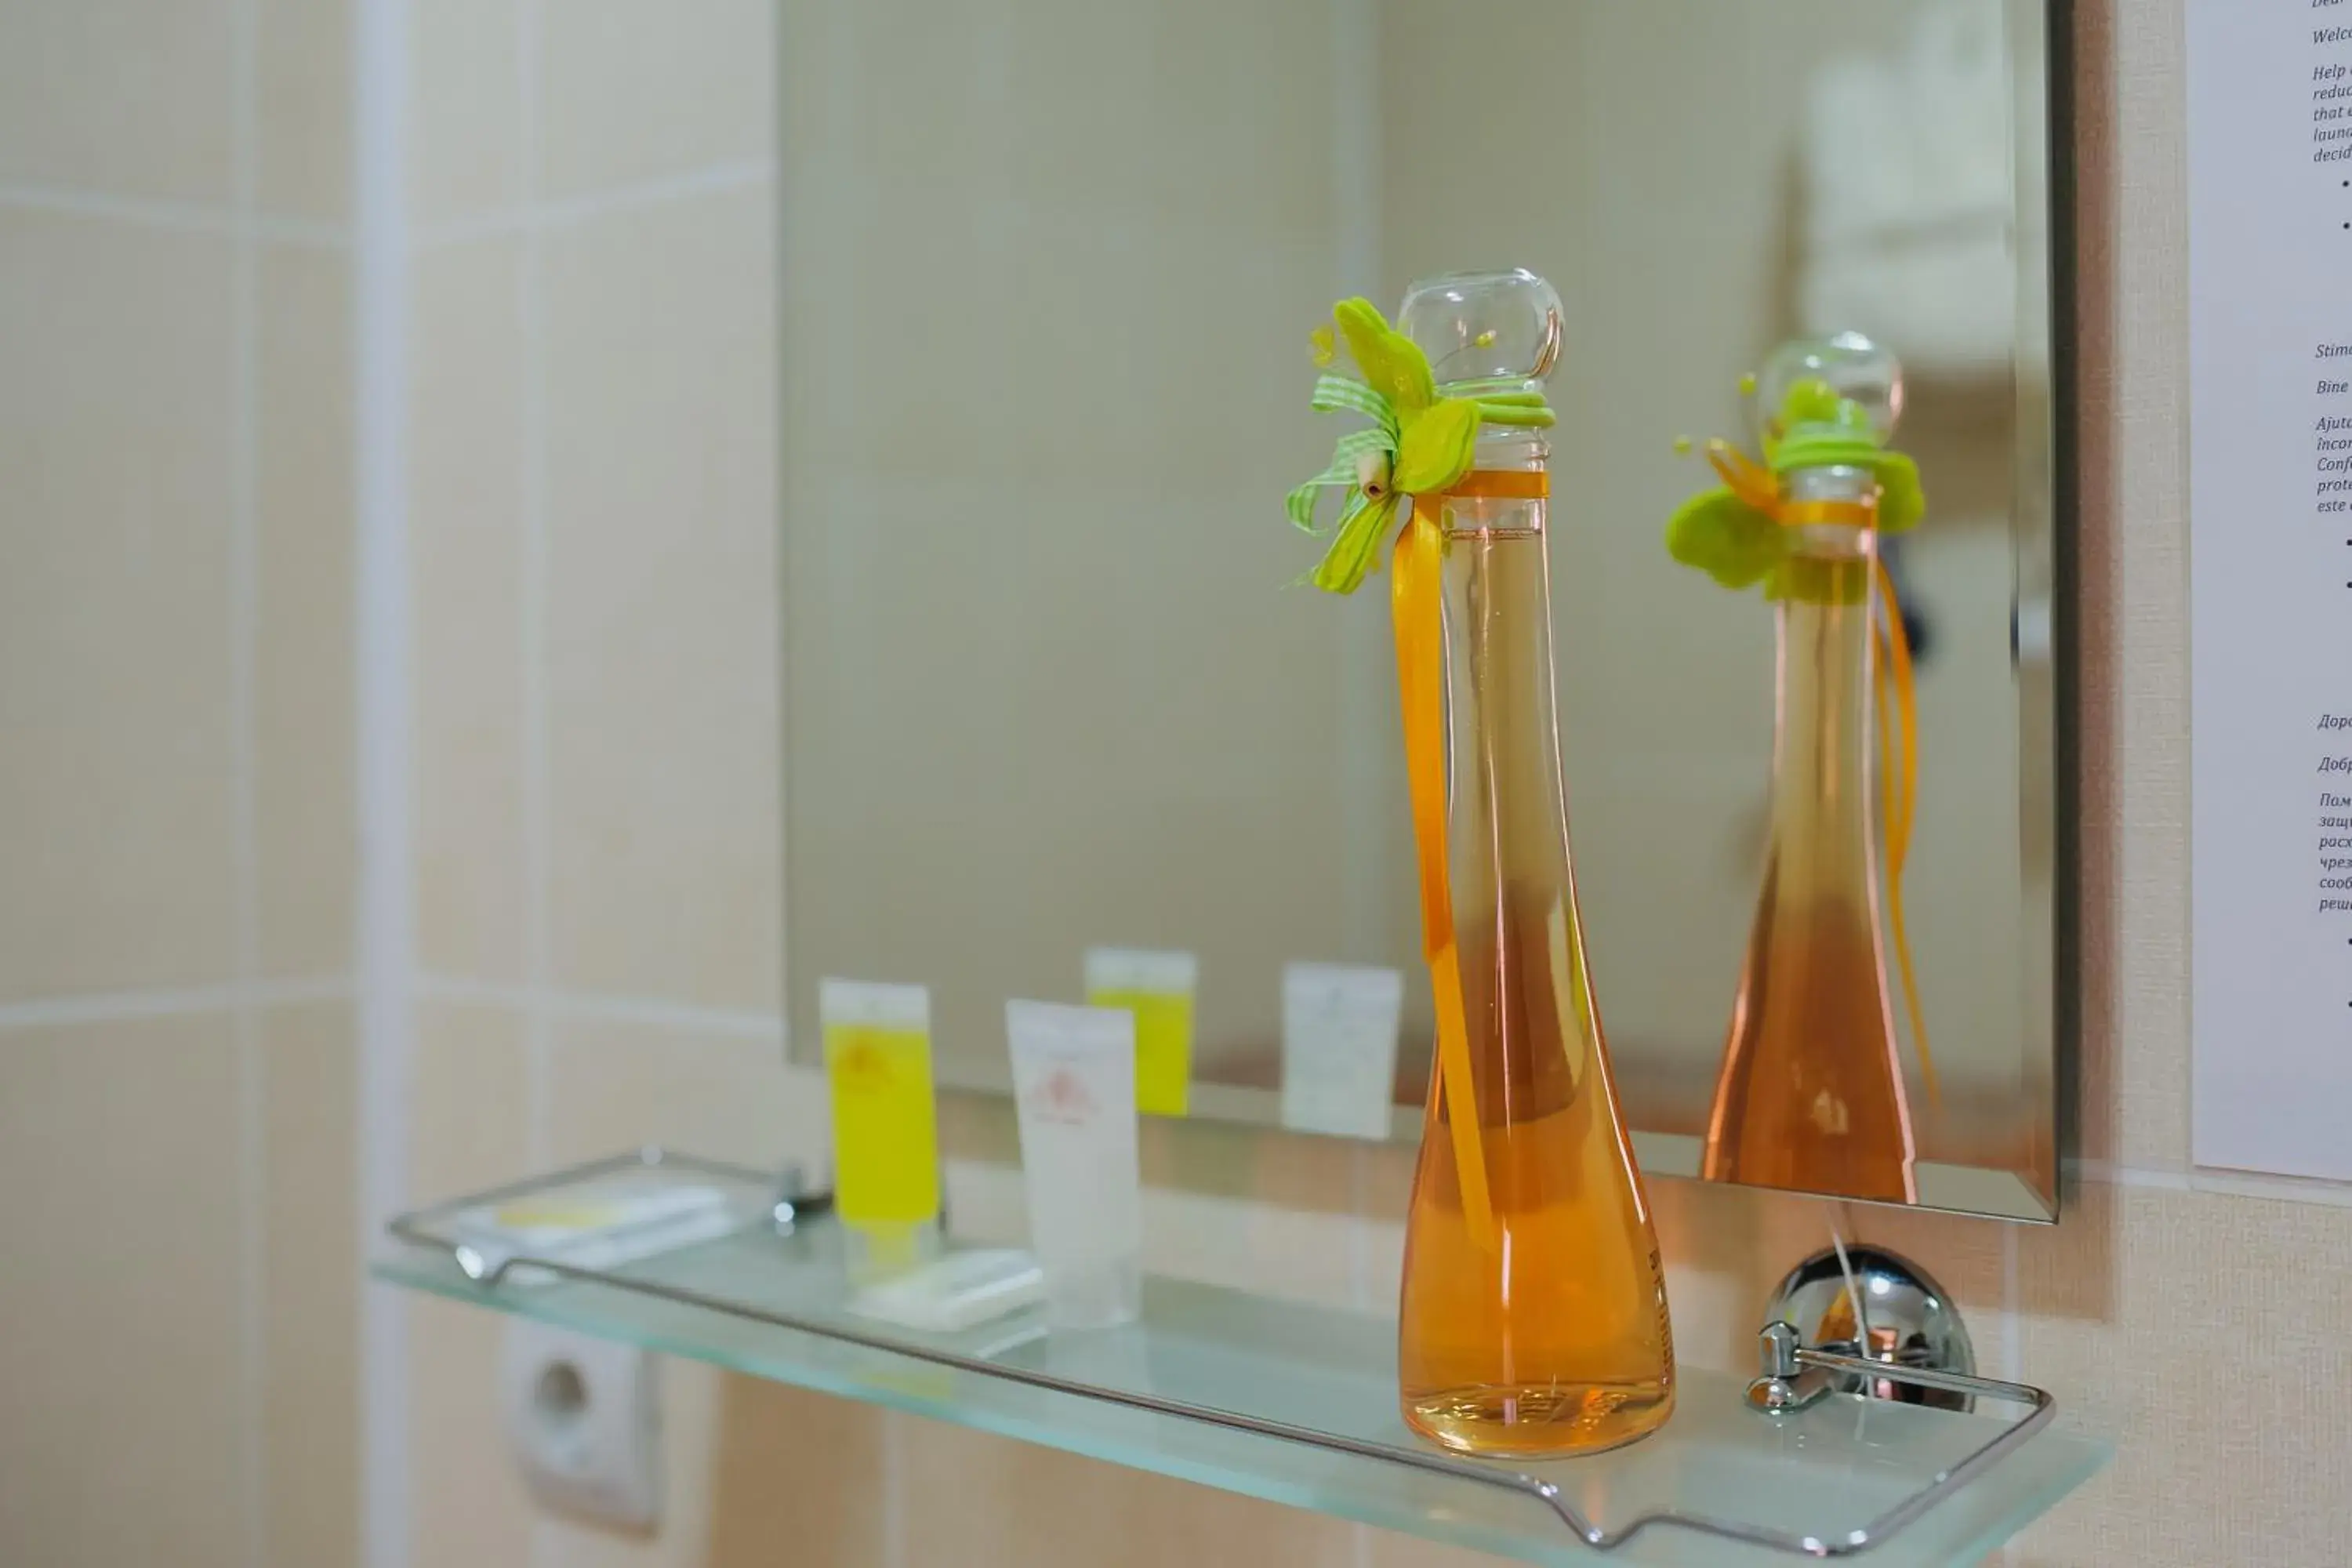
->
[1748, 1246, 2022, 1420]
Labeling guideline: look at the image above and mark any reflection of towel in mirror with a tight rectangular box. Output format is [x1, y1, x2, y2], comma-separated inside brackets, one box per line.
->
[1800, 0, 2013, 379]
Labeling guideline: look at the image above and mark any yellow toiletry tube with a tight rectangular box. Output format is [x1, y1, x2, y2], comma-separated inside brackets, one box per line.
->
[1083, 947, 1197, 1117]
[822, 978, 942, 1272]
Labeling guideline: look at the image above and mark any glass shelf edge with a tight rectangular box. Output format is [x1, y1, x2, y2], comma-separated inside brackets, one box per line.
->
[376, 1157, 2108, 1566]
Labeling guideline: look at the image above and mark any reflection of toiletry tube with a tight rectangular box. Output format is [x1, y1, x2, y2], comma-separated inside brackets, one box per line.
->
[1006, 1000, 1144, 1329]
[1083, 947, 1196, 1117]
[1279, 962, 1405, 1141]
[822, 979, 942, 1276]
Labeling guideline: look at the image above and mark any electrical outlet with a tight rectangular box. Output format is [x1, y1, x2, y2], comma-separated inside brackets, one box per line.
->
[500, 1323, 662, 1530]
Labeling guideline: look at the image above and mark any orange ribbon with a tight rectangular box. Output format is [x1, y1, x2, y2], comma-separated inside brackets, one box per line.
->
[1707, 442, 1937, 1102]
[1391, 469, 1547, 1254]
[1872, 563, 1933, 1104]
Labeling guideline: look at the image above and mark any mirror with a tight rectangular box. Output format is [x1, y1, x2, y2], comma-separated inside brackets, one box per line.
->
[781, 0, 2063, 1220]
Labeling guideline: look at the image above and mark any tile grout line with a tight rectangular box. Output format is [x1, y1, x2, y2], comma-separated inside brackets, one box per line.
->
[0, 977, 352, 1030]
[0, 184, 347, 245]
[413, 974, 783, 1041]
[228, 0, 267, 1558]
[517, 0, 554, 1181]
[409, 158, 777, 252]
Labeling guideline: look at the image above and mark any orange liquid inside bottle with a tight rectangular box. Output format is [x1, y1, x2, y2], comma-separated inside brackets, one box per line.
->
[1396, 517, 1675, 1457]
[1702, 535, 1917, 1203]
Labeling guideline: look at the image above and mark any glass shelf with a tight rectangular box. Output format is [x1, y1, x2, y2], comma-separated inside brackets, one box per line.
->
[376, 1152, 2105, 1566]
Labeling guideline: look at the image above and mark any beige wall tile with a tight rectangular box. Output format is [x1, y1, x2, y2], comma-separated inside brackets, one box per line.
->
[411, 236, 530, 984]
[1643, 1178, 1784, 1376]
[405, 1001, 536, 1568]
[408, 1295, 539, 1568]
[261, 1001, 360, 1568]
[409, 0, 524, 229]
[0, 1014, 245, 1568]
[545, 1015, 804, 1171]
[536, 0, 774, 198]
[412, 998, 532, 1198]
[702, 1381, 888, 1568]
[0, 211, 236, 1000]
[1367, 1530, 1513, 1568]
[528, 1367, 887, 1568]
[0, 0, 235, 202]
[256, 242, 357, 978]
[542, 188, 781, 1011]
[898, 1417, 1359, 1568]
[255, 0, 352, 222]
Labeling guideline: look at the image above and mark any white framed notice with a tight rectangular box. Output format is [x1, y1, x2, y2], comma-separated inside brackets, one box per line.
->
[2188, 0, 2352, 1179]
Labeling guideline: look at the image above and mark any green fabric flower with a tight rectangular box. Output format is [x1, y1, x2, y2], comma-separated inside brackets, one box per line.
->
[1664, 376, 1926, 601]
[1287, 298, 1552, 595]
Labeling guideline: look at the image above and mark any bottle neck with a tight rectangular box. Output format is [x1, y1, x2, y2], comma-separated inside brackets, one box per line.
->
[1433, 427, 1548, 539]
[1432, 424, 1563, 869]
[1766, 525, 1878, 877]
[1438, 504, 1569, 882]
[1778, 463, 1881, 561]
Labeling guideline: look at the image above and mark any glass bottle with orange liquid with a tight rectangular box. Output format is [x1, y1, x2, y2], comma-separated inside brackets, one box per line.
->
[1387, 272, 1675, 1457]
[1667, 335, 1929, 1205]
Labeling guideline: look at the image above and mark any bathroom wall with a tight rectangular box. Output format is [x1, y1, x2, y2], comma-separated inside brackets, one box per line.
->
[401, 0, 2318, 1564]
[0, 2, 2321, 1567]
[0, 2, 360, 1566]
[396, 2, 829, 1565]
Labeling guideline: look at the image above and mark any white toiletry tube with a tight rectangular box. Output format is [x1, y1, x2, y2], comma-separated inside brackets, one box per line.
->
[1005, 1000, 1144, 1329]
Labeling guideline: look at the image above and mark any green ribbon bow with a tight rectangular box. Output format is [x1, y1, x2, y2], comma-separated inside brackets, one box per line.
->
[1285, 298, 1554, 594]
[1665, 376, 1926, 597]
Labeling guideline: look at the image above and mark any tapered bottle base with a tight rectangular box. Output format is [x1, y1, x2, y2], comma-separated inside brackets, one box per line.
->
[1403, 1378, 1674, 1458]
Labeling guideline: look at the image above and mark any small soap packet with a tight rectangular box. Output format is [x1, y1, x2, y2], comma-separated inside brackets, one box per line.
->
[1083, 946, 1197, 1118]
[844, 1247, 1047, 1334]
[447, 1178, 741, 1286]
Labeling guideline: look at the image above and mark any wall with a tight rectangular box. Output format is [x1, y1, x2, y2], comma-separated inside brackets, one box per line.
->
[521, 0, 2316, 1563]
[0, 2, 360, 1565]
[0, 2, 2326, 1567]
[396, 2, 838, 1566]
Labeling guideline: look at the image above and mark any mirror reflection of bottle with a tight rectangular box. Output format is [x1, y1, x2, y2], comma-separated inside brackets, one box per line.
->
[1702, 463, 1918, 1203]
